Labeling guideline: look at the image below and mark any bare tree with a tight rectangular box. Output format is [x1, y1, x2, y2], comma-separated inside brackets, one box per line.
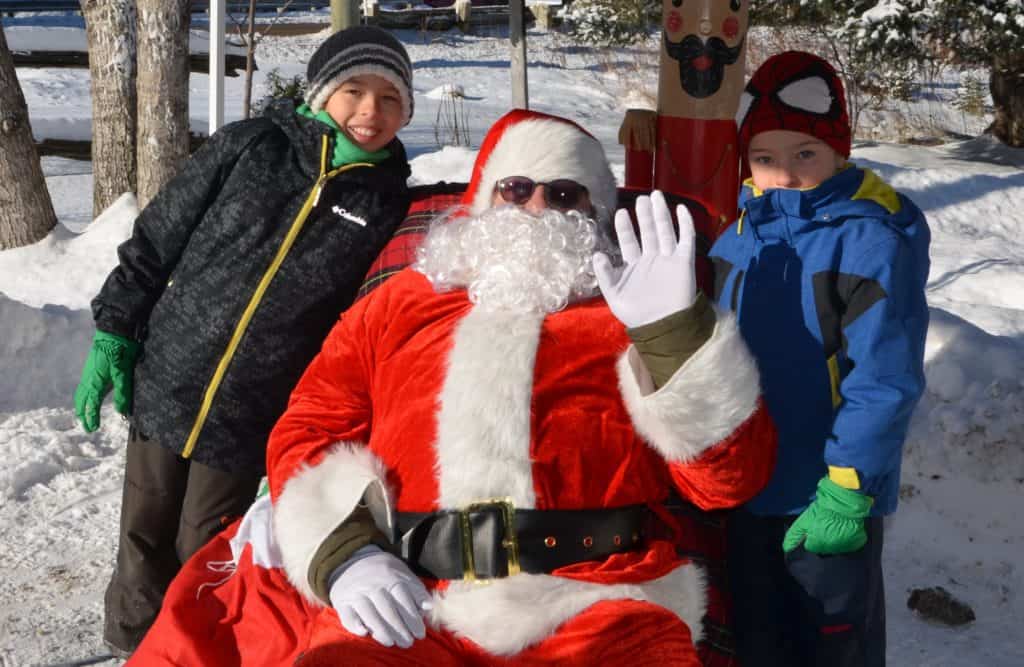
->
[233, 0, 296, 119]
[0, 24, 57, 250]
[242, 0, 258, 118]
[136, 0, 191, 206]
[82, 0, 137, 218]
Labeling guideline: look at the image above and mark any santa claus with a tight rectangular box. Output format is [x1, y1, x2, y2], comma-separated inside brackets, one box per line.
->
[128, 109, 775, 666]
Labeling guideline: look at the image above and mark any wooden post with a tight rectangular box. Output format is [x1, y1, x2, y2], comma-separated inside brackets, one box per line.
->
[363, 0, 378, 24]
[454, 0, 471, 31]
[531, 2, 553, 30]
[509, 0, 528, 109]
[331, 0, 360, 32]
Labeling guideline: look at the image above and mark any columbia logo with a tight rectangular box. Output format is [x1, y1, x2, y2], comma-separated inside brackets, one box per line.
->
[331, 205, 367, 227]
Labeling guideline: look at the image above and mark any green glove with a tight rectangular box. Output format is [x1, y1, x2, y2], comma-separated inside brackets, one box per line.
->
[73, 331, 140, 432]
[783, 476, 874, 555]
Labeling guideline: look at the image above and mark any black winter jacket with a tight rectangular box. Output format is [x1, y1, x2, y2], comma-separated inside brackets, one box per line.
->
[92, 99, 411, 474]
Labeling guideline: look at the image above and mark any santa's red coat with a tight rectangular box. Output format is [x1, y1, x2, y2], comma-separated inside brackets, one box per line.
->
[262, 268, 774, 661]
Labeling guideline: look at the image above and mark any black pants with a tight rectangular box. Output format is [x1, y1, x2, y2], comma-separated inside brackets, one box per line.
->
[727, 510, 886, 667]
[103, 428, 261, 653]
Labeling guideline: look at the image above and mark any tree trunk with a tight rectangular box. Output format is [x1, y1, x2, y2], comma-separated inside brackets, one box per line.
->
[988, 53, 1024, 148]
[0, 24, 57, 250]
[82, 0, 137, 218]
[136, 0, 191, 207]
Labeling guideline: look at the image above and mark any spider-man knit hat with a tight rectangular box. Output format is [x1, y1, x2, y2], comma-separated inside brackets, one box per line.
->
[736, 51, 851, 159]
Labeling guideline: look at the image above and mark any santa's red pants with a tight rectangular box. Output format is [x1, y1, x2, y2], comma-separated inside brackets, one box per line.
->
[298, 598, 700, 666]
[131, 522, 702, 667]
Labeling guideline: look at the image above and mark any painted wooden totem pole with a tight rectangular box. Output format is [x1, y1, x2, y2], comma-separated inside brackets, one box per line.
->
[619, 0, 750, 242]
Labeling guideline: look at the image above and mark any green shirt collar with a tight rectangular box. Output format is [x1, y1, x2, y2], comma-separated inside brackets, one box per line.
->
[296, 103, 390, 168]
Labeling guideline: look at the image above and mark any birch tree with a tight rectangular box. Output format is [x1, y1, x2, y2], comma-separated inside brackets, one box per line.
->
[0, 23, 57, 250]
[82, 0, 137, 218]
[136, 0, 191, 206]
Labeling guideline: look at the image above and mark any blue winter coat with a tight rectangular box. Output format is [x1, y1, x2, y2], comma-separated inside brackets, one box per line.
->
[709, 165, 930, 516]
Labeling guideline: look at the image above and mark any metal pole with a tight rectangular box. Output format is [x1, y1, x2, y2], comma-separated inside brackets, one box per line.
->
[509, 0, 528, 109]
[331, 0, 360, 32]
[209, 0, 225, 134]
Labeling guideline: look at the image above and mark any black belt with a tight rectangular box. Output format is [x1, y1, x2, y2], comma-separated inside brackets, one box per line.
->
[394, 500, 650, 581]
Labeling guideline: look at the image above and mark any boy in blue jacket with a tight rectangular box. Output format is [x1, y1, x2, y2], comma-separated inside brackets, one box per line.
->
[710, 51, 930, 666]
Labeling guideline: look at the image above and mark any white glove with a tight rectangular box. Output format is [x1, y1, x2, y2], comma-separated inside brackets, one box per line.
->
[593, 190, 697, 328]
[328, 545, 432, 648]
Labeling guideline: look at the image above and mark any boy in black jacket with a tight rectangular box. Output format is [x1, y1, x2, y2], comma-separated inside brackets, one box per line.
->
[72, 26, 415, 656]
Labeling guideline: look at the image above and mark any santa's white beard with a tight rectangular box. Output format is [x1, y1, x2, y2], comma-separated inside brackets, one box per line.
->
[414, 205, 612, 314]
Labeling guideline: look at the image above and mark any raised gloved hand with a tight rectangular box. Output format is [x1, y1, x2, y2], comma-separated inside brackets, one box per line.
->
[328, 545, 432, 649]
[73, 330, 140, 432]
[783, 476, 874, 555]
[593, 190, 697, 329]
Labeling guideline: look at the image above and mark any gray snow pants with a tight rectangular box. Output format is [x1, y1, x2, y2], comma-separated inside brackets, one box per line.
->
[103, 427, 261, 654]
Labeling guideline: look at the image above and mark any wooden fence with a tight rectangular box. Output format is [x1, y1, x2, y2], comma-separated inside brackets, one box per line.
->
[0, 1, 328, 13]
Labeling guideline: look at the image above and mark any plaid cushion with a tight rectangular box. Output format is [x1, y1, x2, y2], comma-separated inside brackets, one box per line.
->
[357, 183, 466, 301]
[668, 500, 739, 667]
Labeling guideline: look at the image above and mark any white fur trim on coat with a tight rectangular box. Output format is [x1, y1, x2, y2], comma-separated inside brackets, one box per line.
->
[431, 562, 706, 655]
[471, 119, 619, 223]
[618, 310, 761, 462]
[434, 307, 545, 508]
[273, 442, 393, 603]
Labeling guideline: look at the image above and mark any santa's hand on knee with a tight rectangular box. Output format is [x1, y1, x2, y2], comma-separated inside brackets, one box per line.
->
[328, 546, 433, 648]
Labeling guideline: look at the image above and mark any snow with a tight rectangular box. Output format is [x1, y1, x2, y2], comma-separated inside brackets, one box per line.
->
[2, 11, 1024, 667]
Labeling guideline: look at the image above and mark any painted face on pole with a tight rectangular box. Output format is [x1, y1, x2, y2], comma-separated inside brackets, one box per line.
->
[659, 0, 749, 119]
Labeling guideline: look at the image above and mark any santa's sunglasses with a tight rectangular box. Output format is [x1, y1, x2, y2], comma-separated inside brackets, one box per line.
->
[495, 176, 590, 213]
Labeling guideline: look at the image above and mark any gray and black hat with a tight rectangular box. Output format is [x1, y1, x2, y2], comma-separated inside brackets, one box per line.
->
[306, 26, 414, 124]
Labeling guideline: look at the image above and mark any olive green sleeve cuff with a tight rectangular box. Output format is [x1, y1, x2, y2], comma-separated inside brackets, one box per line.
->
[308, 504, 391, 604]
[626, 292, 716, 390]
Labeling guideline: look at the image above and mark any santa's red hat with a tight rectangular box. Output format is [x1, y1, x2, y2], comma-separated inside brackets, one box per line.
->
[462, 109, 618, 222]
[736, 51, 851, 160]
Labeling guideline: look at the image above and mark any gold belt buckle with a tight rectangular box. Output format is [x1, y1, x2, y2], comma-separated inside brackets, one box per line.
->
[458, 497, 521, 582]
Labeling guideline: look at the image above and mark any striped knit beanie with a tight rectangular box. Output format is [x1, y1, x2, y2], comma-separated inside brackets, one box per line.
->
[306, 26, 414, 125]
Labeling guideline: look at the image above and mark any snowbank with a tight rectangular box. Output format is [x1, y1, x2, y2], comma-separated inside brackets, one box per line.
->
[909, 307, 1024, 486]
[0, 294, 93, 414]
[0, 192, 137, 310]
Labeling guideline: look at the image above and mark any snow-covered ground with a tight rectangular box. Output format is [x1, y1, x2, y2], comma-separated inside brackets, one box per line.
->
[2, 12, 1023, 667]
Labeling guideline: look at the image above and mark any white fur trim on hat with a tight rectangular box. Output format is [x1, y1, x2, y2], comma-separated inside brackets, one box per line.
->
[471, 119, 618, 223]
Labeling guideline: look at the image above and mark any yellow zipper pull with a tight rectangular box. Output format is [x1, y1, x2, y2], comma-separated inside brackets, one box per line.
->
[737, 208, 747, 235]
[312, 176, 326, 208]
